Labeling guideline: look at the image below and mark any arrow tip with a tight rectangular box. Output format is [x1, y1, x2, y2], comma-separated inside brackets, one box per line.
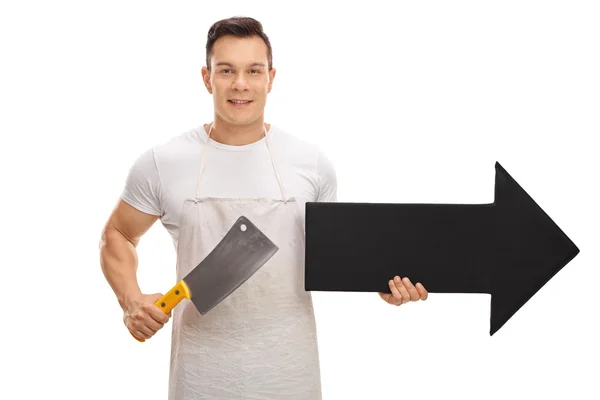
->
[490, 162, 579, 335]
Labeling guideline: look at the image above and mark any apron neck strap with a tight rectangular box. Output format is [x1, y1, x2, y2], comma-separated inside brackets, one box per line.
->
[195, 123, 288, 201]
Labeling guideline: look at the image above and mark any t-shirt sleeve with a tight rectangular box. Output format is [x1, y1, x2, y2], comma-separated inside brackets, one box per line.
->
[316, 149, 338, 202]
[120, 148, 163, 216]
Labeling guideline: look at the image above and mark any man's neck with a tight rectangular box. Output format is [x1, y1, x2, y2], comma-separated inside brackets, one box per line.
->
[206, 118, 270, 146]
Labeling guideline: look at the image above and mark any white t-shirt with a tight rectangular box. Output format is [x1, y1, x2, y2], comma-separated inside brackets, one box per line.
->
[121, 124, 338, 247]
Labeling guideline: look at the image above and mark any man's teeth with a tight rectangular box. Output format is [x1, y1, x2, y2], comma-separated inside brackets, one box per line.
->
[230, 100, 250, 104]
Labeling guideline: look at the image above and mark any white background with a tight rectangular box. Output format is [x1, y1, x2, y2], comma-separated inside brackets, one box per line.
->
[1, 1, 599, 399]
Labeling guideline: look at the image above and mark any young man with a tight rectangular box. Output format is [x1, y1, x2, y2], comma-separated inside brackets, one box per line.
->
[100, 16, 428, 399]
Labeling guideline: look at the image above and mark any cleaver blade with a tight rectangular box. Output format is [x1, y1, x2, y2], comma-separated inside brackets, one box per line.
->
[133, 215, 278, 342]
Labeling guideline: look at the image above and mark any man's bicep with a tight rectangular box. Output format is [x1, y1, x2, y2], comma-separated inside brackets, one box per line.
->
[106, 199, 160, 246]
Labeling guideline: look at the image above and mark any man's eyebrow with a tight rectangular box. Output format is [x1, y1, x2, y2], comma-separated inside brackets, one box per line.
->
[214, 62, 266, 68]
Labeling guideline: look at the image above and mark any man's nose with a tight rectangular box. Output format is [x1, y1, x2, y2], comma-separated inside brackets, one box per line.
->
[232, 73, 249, 90]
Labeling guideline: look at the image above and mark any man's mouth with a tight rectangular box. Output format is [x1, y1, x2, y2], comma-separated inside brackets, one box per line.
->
[228, 99, 252, 104]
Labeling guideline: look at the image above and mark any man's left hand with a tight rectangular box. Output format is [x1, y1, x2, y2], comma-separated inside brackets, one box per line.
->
[378, 276, 428, 306]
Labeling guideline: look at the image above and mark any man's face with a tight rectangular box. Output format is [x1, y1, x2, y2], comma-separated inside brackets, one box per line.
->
[202, 35, 276, 127]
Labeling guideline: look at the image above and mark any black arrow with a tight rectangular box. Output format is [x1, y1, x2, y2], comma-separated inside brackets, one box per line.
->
[304, 162, 579, 335]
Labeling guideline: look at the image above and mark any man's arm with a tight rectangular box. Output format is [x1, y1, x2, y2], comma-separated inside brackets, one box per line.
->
[99, 199, 169, 340]
[100, 199, 157, 307]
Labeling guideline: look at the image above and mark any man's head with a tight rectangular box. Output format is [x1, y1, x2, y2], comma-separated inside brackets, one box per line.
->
[201, 17, 276, 128]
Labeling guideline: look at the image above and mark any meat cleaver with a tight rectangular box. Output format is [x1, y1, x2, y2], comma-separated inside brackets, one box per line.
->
[132, 215, 278, 342]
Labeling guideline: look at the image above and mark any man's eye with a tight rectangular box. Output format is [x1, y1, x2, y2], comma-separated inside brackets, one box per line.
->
[221, 69, 232, 74]
[250, 69, 260, 74]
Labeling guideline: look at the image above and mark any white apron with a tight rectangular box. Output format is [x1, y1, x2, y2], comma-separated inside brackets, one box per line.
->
[168, 123, 322, 399]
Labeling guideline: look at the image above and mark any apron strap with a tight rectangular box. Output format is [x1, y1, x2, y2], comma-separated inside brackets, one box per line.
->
[195, 123, 287, 202]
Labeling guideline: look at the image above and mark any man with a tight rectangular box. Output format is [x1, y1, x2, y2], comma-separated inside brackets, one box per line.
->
[100, 16, 428, 399]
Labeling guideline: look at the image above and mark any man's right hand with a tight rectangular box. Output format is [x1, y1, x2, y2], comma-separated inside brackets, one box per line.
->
[123, 293, 171, 340]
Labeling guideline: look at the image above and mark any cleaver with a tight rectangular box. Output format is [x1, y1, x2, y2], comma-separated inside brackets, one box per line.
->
[132, 215, 278, 342]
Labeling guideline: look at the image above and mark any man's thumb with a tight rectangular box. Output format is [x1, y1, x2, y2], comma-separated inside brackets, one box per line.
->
[150, 292, 165, 303]
[147, 293, 175, 317]
[149, 293, 172, 317]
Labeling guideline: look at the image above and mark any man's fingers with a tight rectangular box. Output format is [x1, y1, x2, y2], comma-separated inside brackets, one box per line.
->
[388, 279, 403, 305]
[416, 283, 428, 300]
[132, 330, 147, 340]
[403, 277, 420, 301]
[132, 309, 163, 332]
[123, 293, 173, 341]
[145, 315, 165, 331]
[146, 304, 170, 324]
[394, 276, 411, 304]
[143, 297, 170, 324]
[130, 315, 161, 340]
[135, 323, 155, 339]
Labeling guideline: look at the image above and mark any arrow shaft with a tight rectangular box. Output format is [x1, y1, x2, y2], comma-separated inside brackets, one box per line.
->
[305, 202, 494, 294]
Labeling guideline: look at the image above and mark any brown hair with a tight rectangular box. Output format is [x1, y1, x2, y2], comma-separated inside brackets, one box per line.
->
[205, 16, 273, 71]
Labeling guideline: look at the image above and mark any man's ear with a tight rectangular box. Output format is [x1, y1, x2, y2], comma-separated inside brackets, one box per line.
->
[201, 66, 212, 94]
[268, 67, 276, 93]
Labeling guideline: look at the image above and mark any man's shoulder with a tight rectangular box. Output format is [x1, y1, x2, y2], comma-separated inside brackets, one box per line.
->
[271, 125, 328, 162]
[271, 125, 337, 200]
[152, 126, 203, 154]
[139, 126, 204, 169]
[124, 127, 204, 183]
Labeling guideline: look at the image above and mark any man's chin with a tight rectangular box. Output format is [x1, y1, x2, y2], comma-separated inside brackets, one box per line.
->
[220, 115, 262, 127]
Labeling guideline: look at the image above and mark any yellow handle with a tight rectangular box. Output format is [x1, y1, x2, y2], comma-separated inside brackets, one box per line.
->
[131, 280, 191, 342]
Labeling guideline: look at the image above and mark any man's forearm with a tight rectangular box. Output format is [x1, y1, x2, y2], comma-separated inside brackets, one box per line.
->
[100, 226, 142, 310]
